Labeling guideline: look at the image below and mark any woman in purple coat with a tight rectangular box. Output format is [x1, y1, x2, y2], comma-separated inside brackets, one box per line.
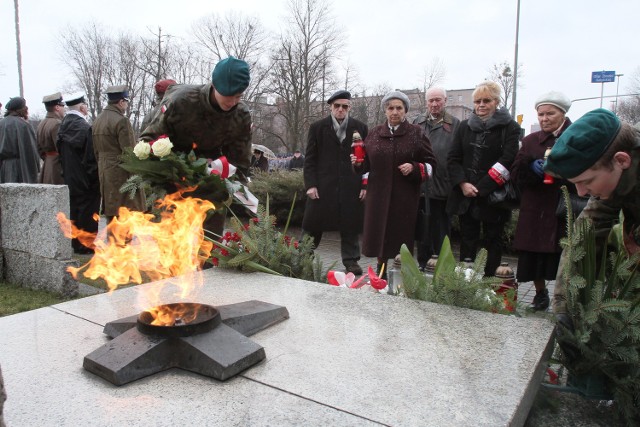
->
[511, 91, 581, 311]
[352, 91, 436, 278]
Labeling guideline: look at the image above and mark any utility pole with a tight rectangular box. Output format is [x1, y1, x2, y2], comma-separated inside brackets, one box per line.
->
[511, 0, 521, 119]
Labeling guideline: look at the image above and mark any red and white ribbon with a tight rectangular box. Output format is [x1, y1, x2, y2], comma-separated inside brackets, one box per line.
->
[488, 162, 509, 186]
[208, 156, 237, 179]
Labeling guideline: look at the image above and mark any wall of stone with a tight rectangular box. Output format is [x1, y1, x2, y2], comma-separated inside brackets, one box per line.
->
[0, 184, 78, 297]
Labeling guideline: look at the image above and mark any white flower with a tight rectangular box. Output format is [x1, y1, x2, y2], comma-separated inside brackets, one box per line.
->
[133, 141, 151, 160]
[151, 137, 174, 158]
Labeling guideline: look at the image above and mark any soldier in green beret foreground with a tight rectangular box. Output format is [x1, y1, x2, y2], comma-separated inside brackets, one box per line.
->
[544, 108, 640, 327]
[140, 56, 252, 238]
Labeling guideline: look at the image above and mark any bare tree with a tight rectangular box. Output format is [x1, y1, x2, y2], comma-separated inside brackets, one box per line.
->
[266, 0, 342, 152]
[415, 57, 447, 112]
[138, 27, 173, 82]
[616, 67, 640, 125]
[59, 22, 111, 119]
[13, 0, 24, 96]
[191, 11, 271, 103]
[486, 60, 522, 114]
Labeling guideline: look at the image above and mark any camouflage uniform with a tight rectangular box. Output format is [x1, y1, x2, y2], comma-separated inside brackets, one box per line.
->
[554, 149, 640, 314]
[140, 83, 252, 179]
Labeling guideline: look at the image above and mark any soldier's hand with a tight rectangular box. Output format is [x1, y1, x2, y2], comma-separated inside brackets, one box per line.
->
[307, 187, 319, 200]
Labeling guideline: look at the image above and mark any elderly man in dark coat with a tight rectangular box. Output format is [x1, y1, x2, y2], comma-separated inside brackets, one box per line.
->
[37, 92, 65, 184]
[92, 85, 145, 224]
[57, 94, 100, 253]
[302, 90, 369, 275]
[0, 97, 40, 183]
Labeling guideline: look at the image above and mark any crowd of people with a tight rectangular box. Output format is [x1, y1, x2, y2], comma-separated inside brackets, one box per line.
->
[1, 57, 639, 318]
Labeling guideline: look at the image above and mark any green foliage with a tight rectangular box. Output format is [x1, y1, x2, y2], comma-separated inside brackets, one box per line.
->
[247, 169, 306, 225]
[557, 187, 640, 423]
[208, 198, 323, 282]
[399, 237, 516, 314]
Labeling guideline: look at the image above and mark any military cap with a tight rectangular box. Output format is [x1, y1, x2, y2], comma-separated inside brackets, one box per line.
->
[211, 57, 250, 96]
[65, 93, 86, 106]
[154, 79, 177, 95]
[105, 85, 130, 101]
[5, 97, 26, 111]
[544, 108, 621, 179]
[327, 90, 351, 104]
[42, 92, 65, 107]
[535, 91, 571, 113]
[381, 90, 410, 113]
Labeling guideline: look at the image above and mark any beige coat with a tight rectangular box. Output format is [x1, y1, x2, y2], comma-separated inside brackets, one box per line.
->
[92, 104, 145, 216]
[36, 112, 64, 184]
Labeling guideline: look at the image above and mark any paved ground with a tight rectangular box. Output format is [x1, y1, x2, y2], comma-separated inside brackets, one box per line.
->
[303, 228, 554, 310]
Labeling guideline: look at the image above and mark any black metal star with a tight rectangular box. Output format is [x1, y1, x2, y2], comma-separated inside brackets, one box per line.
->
[83, 300, 289, 386]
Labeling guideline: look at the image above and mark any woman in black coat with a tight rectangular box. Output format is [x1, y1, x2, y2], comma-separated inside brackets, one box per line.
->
[447, 81, 521, 277]
[511, 91, 580, 311]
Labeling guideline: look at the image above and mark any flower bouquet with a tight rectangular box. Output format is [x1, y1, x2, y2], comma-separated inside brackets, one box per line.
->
[120, 135, 257, 213]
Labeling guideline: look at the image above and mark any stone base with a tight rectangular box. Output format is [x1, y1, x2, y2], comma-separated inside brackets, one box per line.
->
[2, 249, 78, 297]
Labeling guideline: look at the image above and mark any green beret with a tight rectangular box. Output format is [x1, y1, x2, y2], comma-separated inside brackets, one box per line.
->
[544, 108, 621, 178]
[211, 57, 250, 96]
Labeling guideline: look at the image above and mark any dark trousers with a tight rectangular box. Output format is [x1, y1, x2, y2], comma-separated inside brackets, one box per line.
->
[458, 209, 510, 277]
[304, 229, 361, 266]
[70, 191, 101, 250]
[417, 198, 451, 266]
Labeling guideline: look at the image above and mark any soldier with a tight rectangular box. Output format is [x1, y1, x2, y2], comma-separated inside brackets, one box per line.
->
[140, 56, 252, 238]
[92, 85, 145, 224]
[544, 108, 640, 327]
[57, 94, 100, 253]
[140, 79, 177, 133]
[37, 92, 65, 184]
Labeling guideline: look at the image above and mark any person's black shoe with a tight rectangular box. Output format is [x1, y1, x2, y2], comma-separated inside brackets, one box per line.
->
[530, 288, 550, 311]
[345, 262, 363, 276]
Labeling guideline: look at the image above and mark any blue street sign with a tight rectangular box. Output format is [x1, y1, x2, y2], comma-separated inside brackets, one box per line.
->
[591, 71, 616, 83]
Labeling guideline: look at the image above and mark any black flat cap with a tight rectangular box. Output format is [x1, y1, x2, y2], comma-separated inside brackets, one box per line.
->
[327, 90, 351, 104]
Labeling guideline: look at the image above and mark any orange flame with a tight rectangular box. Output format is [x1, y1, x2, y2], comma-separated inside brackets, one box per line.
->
[57, 191, 215, 296]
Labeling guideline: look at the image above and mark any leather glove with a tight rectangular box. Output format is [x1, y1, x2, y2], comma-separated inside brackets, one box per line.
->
[530, 159, 544, 178]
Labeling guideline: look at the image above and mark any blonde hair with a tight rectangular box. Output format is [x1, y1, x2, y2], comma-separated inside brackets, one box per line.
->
[473, 81, 502, 105]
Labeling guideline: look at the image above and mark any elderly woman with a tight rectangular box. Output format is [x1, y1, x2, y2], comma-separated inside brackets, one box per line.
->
[351, 91, 436, 277]
[511, 91, 578, 311]
[447, 81, 521, 277]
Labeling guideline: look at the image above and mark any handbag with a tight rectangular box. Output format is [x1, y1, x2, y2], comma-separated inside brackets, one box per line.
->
[556, 192, 589, 218]
[487, 181, 520, 210]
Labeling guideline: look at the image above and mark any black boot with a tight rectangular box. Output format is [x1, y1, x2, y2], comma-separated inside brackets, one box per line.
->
[530, 288, 550, 311]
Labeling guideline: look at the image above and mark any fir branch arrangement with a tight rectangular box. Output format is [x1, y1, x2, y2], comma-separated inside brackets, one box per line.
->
[556, 186, 640, 424]
[399, 238, 516, 314]
[206, 196, 324, 282]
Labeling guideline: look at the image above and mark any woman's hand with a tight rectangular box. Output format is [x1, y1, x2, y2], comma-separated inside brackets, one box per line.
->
[398, 163, 413, 176]
[350, 154, 358, 165]
[460, 182, 478, 197]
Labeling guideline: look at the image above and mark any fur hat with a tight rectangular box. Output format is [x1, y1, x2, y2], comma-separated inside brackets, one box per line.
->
[535, 91, 571, 113]
[381, 91, 410, 113]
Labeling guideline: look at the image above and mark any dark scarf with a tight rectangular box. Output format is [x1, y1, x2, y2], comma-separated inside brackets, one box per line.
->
[468, 107, 513, 132]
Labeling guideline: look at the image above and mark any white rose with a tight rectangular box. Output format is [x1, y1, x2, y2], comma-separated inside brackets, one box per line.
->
[151, 137, 174, 158]
[133, 141, 151, 160]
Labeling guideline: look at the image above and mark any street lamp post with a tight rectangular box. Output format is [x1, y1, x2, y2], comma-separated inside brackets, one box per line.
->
[614, 73, 624, 114]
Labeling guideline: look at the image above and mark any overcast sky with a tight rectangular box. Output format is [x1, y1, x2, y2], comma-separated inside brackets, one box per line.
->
[0, 0, 638, 132]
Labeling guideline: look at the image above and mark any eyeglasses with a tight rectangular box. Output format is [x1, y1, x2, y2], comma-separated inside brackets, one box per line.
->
[473, 98, 494, 105]
[332, 103, 350, 110]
